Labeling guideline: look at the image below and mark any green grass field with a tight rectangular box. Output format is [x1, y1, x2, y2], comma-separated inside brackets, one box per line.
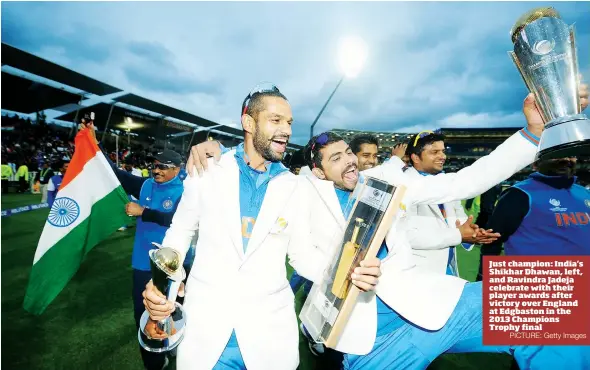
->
[1, 194, 513, 369]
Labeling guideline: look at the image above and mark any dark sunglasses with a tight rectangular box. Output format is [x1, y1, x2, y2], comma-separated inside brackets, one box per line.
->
[153, 163, 176, 171]
[241, 82, 281, 116]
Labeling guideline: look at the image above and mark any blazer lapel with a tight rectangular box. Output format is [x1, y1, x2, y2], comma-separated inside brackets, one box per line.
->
[308, 176, 346, 229]
[217, 152, 246, 259]
[406, 167, 447, 223]
[244, 173, 297, 261]
[429, 203, 447, 223]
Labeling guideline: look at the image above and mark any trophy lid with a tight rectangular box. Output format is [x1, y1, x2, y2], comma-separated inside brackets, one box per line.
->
[151, 247, 181, 276]
[510, 7, 561, 44]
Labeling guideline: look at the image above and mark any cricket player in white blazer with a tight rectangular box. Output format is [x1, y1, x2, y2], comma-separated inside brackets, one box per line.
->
[402, 131, 502, 277]
[141, 84, 382, 370]
[171, 88, 590, 369]
[297, 90, 589, 369]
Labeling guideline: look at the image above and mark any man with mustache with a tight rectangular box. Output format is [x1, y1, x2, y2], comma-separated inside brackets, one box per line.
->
[403, 131, 500, 277]
[141, 84, 382, 370]
[298, 96, 588, 370]
[185, 83, 589, 368]
[83, 117, 186, 370]
[477, 156, 590, 281]
[350, 134, 380, 171]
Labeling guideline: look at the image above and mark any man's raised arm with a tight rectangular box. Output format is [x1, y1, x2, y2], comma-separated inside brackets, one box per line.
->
[363, 90, 588, 206]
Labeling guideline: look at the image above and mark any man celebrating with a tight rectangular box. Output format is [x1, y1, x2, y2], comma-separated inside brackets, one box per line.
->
[142, 84, 382, 370]
[349, 133, 379, 171]
[404, 131, 500, 276]
[81, 121, 186, 370]
[296, 89, 588, 368]
[477, 156, 590, 280]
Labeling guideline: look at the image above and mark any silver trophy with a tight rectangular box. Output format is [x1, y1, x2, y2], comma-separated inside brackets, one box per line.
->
[138, 247, 187, 352]
[509, 7, 590, 160]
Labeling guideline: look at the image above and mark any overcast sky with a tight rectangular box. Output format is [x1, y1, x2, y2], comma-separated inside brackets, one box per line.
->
[2, 1, 589, 145]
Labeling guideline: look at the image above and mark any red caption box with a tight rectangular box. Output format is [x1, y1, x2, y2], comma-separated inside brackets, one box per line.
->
[483, 256, 590, 345]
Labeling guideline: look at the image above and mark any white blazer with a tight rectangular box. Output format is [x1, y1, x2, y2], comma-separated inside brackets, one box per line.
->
[403, 166, 472, 276]
[303, 131, 538, 356]
[162, 151, 326, 370]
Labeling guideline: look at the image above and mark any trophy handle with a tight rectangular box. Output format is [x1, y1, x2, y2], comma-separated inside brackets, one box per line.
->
[508, 50, 549, 123]
[569, 24, 582, 113]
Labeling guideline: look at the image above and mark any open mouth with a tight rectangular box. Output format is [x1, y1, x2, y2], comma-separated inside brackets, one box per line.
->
[342, 166, 358, 183]
[270, 137, 288, 153]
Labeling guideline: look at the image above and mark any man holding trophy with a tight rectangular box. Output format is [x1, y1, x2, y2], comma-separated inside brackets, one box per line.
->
[297, 7, 589, 370]
[144, 6, 590, 370]
[141, 84, 383, 370]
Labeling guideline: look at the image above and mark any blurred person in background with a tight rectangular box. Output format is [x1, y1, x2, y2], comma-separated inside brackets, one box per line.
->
[47, 160, 69, 208]
[477, 156, 590, 281]
[38, 162, 54, 203]
[1, 158, 14, 193]
[350, 133, 379, 171]
[16, 160, 29, 193]
[82, 122, 190, 370]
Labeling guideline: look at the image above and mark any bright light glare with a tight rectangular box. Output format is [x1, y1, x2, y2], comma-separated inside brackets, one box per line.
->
[338, 36, 368, 78]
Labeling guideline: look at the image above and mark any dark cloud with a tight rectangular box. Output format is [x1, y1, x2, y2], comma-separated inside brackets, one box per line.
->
[1, 1, 589, 146]
[127, 41, 174, 68]
[123, 65, 222, 96]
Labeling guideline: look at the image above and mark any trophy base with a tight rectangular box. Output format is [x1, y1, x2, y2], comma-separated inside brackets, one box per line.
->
[138, 302, 187, 353]
[536, 114, 590, 161]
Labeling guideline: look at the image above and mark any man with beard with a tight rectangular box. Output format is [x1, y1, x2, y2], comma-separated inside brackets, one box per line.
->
[350, 134, 379, 171]
[178, 87, 589, 370]
[141, 84, 382, 370]
[82, 120, 186, 370]
[403, 131, 500, 277]
[477, 156, 590, 281]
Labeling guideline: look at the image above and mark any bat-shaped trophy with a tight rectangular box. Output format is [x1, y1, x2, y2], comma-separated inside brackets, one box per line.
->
[138, 246, 187, 352]
[300, 176, 406, 348]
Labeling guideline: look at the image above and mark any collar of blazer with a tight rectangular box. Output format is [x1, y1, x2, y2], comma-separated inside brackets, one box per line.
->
[215, 148, 297, 260]
[306, 175, 347, 229]
[403, 166, 448, 222]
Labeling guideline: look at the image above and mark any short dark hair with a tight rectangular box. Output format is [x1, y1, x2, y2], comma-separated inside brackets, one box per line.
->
[349, 134, 379, 155]
[407, 133, 445, 166]
[242, 90, 288, 120]
[304, 132, 345, 170]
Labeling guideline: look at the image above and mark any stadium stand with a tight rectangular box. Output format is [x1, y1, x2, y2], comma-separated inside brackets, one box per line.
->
[1, 42, 303, 193]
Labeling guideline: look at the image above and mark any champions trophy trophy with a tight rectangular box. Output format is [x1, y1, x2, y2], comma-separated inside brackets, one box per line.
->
[509, 7, 590, 160]
[138, 246, 187, 352]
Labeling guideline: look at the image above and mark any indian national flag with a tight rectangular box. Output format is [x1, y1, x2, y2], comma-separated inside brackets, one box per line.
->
[23, 129, 130, 315]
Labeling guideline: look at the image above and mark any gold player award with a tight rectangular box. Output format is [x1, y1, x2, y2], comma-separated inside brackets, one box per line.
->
[331, 218, 364, 299]
[300, 176, 406, 348]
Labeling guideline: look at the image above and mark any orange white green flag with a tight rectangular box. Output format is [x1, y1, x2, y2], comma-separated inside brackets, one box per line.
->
[23, 128, 129, 315]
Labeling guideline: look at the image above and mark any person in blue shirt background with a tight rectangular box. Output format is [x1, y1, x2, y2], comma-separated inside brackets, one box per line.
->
[46, 160, 69, 209]
[76, 118, 190, 370]
[477, 156, 590, 280]
[105, 147, 188, 370]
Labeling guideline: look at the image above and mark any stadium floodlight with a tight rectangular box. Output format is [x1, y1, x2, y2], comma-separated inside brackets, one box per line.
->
[338, 36, 368, 79]
[310, 36, 368, 139]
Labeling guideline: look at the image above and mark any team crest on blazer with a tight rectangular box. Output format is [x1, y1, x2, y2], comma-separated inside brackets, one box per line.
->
[270, 217, 289, 234]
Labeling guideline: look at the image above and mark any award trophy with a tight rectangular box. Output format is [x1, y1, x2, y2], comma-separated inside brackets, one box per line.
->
[138, 247, 187, 352]
[509, 7, 590, 160]
[300, 177, 406, 348]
